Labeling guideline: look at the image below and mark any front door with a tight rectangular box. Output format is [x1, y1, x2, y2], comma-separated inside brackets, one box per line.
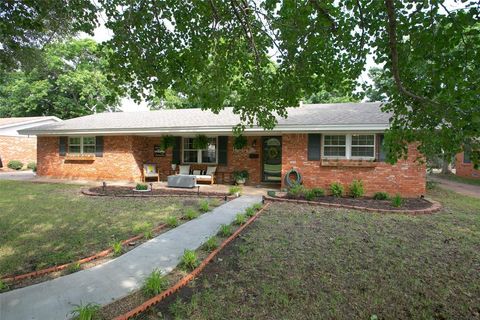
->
[262, 136, 282, 183]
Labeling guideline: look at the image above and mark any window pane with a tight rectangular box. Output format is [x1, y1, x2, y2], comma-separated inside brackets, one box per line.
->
[68, 145, 81, 153]
[352, 135, 374, 146]
[69, 137, 80, 145]
[351, 146, 374, 157]
[83, 145, 96, 154]
[201, 140, 216, 163]
[83, 137, 96, 145]
[183, 150, 198, 163]
[324, 135, 346, 146]
[324, 146, 346, 157]
[183, 138, 195, 150]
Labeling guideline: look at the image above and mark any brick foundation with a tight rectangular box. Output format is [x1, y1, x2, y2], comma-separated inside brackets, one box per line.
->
[0, 135, 37, 168]
[281, 134, 426, 197]
[455, 152, 480, 179]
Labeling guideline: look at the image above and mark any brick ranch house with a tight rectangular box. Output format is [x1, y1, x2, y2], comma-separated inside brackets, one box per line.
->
[455, 150, 480, 179]
[21, 103, 426, 197]
[0, 116, 61, 169]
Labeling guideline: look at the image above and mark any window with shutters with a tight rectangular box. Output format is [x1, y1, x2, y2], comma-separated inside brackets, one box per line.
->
[322, 134, 376, 160]
[68, 136, 96, 154]
[182, 137, 217, 164]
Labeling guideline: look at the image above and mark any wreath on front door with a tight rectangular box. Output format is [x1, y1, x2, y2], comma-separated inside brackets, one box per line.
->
[267, 146, 279, 160]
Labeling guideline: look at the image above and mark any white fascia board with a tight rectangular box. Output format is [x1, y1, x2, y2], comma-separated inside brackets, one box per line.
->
[0, 117, 62, 130]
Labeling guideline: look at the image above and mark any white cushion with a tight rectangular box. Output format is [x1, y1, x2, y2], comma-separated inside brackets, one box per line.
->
[196, 175, 212, 179]
[206, 166, 217, 175]
[179, 165, 190, 175]
[193, 170, 201, 175]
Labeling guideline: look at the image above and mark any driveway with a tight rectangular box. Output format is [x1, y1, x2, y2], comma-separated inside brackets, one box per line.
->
[0, 171, 35, 181]
[429, 176, 480, 198]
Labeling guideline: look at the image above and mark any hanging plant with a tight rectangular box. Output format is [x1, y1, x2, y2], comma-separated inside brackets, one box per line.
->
[192, 134, 209, 149]
[161, 135, 175, 150]
[233, 135, 248, 150]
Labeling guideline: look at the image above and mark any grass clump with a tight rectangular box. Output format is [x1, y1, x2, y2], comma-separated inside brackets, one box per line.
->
[229, 186, 242, 195]
[70, 303, 100, 320]
[245, 207, 256, 217]
[330, 182, 344, 197]
[135, 183, 149, 191]
[304, 189, 317, 201]
[180, 250, 199, 271]
[67, 262, 81, 274]
[142, 269, 168, 297]
[349, 179, 364, 198]
[0, 279, 9, 292]
[203, 236, 219, 252]
[311, 187, 325, 197]
[199, 199, 210, 212]
[166, 216, 179, 228]
[252, 203, 263, 211]
[218, 224, 233, 237]
[184, 208, 199, 220]
[287, 182, 306, 199]
[391, 194, 404, 207]
[234, 213, 247, 225]
[209, 198, 221, 207]
[111, 240, 123, 256]
[373, 192, 389, 200]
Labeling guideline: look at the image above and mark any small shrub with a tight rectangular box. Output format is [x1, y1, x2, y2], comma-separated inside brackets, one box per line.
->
[202, 236, 219, 252]
[304, 189, 316, 201]
[0, 279, 9, 292]
[426, 180, 436, 190]
[67, 262, 81, 274]
[234, 213, 247, 225]
[373, 192, 389, 200]
[184, 208, 199, 220]
[252, 203, 263, 211]
[209, 198, 220, 207]
[199, 199, 210, 212]
[111, 240, 123, 256]
[142, 269, 168, 297]
[391, 194, 403, 207]
[7, 160, 23, 170]
[70, 303, 100, 320]
[166, 216, 179, 228]
[229, 186, 242, 195]
[27, 161, 37, 172]
[349, 179, 364, 198]
[245, 207, 256, 217]
[330, 182, 344, 197]
[287, 182, 306, 198]
[311, 187, 325, 197]
[179, 249, 199, 271]
[135, 183, 149, 190]
[218, 224, 233, 237]
[133, 222, 153, 236]
[143, 229, 154, 239]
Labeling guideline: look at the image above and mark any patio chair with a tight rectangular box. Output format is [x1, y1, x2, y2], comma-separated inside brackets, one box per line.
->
[178, 165, 190, 175]
[142, 163, 160, 182]
[195, 166, 216, 185]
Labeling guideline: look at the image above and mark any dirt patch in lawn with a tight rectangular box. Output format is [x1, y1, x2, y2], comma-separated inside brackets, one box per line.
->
[137, 189, 480, 320]
[87, 186, 229, 198]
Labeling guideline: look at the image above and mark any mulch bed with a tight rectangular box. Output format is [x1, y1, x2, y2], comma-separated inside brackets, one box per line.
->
[86, 186, 229, 198]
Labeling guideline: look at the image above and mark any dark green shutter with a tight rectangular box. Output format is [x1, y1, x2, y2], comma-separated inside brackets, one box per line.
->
[59, 136, 67, 156]
[218, 136, 228, 165]
[95, 136, 104, 157]
[377, 134, 387, 162]
[464, 147, 472, 163]
[172, 136, 182, 164]
[307, 134, 321, 160]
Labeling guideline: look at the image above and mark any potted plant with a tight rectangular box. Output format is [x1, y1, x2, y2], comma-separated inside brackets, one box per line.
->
[192, 134, 209, 149]
[233, 135, 247, 150]
[161, 135, 175, 150]
[233, 170, 249, 185]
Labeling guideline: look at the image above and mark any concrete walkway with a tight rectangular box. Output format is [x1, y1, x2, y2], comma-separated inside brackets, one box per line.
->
[0, 170, 35, 181]
[0, 195, 262, 320]
[430, 176, 480, 198]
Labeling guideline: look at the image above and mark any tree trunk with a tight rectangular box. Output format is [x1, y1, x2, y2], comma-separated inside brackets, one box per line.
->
[441, 154, 452, 174]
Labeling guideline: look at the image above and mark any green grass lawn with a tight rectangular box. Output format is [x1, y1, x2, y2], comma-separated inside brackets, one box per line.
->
[147, 187, 480, 320]
[0, 180, 214, 276]
[432, 172, 480, 186]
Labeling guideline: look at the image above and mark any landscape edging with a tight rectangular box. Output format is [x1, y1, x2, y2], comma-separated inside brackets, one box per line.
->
[112, 202, 271, 320]
[263, 195, 442, 214]
[1, 223, 167, 283]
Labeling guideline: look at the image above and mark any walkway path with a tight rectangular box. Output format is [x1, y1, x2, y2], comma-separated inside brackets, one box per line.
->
[0, 195, 262, 320]
[430, 176, 480, 198]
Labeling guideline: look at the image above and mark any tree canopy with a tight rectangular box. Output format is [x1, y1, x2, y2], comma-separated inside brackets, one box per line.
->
[0, 39, 122, 119]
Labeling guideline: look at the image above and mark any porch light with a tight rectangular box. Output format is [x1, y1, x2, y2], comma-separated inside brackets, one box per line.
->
[252, 139, 257, 147]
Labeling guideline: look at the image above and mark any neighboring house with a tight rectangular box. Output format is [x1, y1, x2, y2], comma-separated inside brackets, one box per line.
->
[0, 117, 62, 168]
[20, 103, 426, 196]
[455, 150, 480, 179]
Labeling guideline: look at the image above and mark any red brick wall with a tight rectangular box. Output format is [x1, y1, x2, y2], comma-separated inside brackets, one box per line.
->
[0, 135, 37, 168]
[455, 152, 480, 179]
[36, 135, 263, 184]
[281, 134, 426, 197]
